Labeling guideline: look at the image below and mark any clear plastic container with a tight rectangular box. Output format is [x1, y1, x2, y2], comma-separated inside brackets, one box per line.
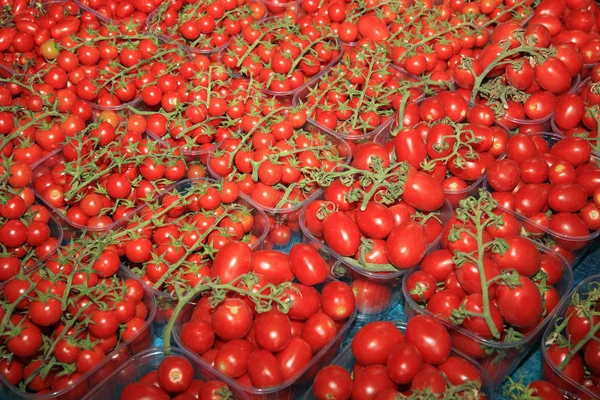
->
[541, 274, 600, 400]
[292, 64, 420, 147]
[482, 132, 600, 267]
[206, 120, 352, 251]
[145, 126, 218, 163]
[88, 96, 142, 113]
[0, 265, 156, 400]
[31, 148, 152, 233]
[82, 346, 250, 400]
[256, 0, 300, 16]
[302, 321, 496, 400]
[72, 0, 112, 23]
[33, 203, 63, 261]
[299, 195, 454, 321]
[172, 276, 357, 400]
[403, 238, 573, 387]
[120, 178, 270, 337]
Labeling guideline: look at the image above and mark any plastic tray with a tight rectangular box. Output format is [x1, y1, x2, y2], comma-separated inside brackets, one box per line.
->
[205, 120, 352, 248]
[541, 274, 600, 400]
[82, 346, 249, 400]
[299, 195, 454, 321]
[145, 127, 218, 162]
[0, 265, 156, 400]
[483, 132, 600, 266]
[172, 276, 357, 400]
[302, 321, 496, 400]
[403, 238, 573, 387]
[30, 148, 155, 233]
[292, 64, 421, 145]
[120, 178, 270, 336]
[257, 0, 300, 15]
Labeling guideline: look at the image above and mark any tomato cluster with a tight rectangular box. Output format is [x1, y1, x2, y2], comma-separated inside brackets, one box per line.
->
[542, 275, 600, 399]
[220, 16, 340, 96]
[404, 192, 570, 384]
[0, 245, 152, 397]
[312, 317, 488, 400]
[294, 44, 424, 140]
[384, 90, 509, 206]
[207, 107, 349, 248]
[176, 244, 355, 390]
[147, 0, 264, 54]
[120, 179, 264, 293]
[0, 159, 61, 282]
[30, 111, 195, 231]
[487, 134, 600, 257]
[140, 66, 287, 158]
[118, 354, 233, 400]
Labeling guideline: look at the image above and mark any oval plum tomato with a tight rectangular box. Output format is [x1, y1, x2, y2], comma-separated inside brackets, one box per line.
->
[403, 172, 445, 211]
[351, 279, 393, 314]
[437, 356, 482, 386]
[354, 202, 395, 240]
[250, 250, 294, 285]
[313, 365, 353, 400]
[320, 281, 355, 321]
[385, 220, 428, 269]
[492, 235, 541, 276]
[351, 365, 396, 400]
[529, 380, 564, 400]
[356, 15, 390, 42]
[211, 241, 252, 283]
[254, 311, 292, 353]
[351, 321, 405, 365]
[385, 342, 422, 384]
[405, 315, 451, 365]
[322, 212, 360, 257]
[288, 244, 328, 286]
[247, 350, 284, 388]
[496, 276, 543, 328]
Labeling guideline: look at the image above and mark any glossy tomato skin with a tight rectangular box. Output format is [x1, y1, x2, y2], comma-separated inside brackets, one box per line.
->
[405, 315, 451, 365]
[313, 365, 353, 400]
[352, 321, 404, 365]
[322, 212, 360, 257]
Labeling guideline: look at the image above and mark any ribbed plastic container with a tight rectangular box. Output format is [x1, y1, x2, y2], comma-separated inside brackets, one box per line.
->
[541, 274, 600, 400]
[206, 120, 351, 250]
[31, 148, 155, 233]
[173, 276, 357, 400]
[120, 178, 270, 337]
[302, 321, 496, 400]
[299, 196, 454, 321]
[403, 238, 573, 387]
[82, 347, 249, 400]
[0, 265, 156, 400]
[292, 64, 421, 146]
[256, 0, 300, 15]
[483, 132, 600, 267]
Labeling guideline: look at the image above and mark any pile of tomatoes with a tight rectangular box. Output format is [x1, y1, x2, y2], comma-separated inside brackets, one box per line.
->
[0, 244, 152, 397]
[312, 317, 488, 400]
[487, 134, 600, 260]
[177, 243, 356, 389]
[121, 179, 264, 292]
